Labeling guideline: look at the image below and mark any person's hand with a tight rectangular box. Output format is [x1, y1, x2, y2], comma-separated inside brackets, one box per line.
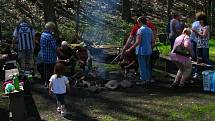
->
[125, 48, 131, 53]
[124, 65, 129, 69]
[65, 59, 70, 63]
[48, 90, 52, 96]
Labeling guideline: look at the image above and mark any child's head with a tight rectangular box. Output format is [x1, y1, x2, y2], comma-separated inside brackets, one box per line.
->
[54, 63, 65, 77]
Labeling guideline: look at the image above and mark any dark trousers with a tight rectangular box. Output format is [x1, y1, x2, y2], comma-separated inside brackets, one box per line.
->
[37, 63, 55, 86]
[191, 40, 197, 61]
[197, 48, 209, 64]
[55, 94, 65, 105]
[170, 38, 176, 50]
[193, 48, 209, 75]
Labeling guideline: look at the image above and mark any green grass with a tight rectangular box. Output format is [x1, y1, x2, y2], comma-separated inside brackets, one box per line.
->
[209, 39, 215, 62]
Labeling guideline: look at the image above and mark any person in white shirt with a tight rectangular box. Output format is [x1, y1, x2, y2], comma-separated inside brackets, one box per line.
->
[190, 12, 205, 61]
[49, 63, 70, 115]
[191, 12, 208, 78]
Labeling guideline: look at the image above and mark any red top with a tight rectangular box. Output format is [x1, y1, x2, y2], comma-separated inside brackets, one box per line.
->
[130, 21, 157, 37]
[147, 20, 157, 32]
[130, 23, 141, 37]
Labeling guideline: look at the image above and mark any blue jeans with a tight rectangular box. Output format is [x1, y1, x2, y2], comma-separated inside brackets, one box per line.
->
[137, 55, 151, 81]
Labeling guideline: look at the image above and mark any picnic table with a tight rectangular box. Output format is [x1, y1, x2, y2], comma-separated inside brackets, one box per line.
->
[154, 55, 214, 79]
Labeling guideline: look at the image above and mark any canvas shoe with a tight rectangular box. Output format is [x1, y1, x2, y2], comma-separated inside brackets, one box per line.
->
[57, 107, 61, 113]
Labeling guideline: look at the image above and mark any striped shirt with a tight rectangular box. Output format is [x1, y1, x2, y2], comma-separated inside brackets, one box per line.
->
[136, 25, 153, 55]
[13, 22, 35, 51]
[40, 31, 57, 64]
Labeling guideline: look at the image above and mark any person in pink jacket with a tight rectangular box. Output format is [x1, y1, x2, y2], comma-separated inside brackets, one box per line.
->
[169, 28, 192, 87]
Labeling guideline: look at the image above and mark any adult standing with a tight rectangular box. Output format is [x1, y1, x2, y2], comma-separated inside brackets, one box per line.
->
[190, 12, 205, 61]
[193, 15, 210, 64]
[12, 19, 35, 71]
[169, 28, 192, 87]
[40, 22, 57, 87]
[169, 13, 182, 50]
[126, 16, 154, 85]
[123, 14, 156, 52]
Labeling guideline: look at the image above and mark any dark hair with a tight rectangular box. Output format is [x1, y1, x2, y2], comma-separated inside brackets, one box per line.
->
[137, 16, 147, 25]
[199, 16, 208, 26]
[35, 32, 41, 38]
[173, 13, 180, 18]
[196, 12, 206, 21]
[54, 63, 65, 78]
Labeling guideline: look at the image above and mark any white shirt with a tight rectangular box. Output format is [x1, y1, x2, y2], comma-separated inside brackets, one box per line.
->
[190, 21, 200, 42]
[49, 74, 69, 94]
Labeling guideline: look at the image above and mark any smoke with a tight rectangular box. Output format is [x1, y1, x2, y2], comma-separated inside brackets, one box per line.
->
[80, 0, 121, 81]
[81, 0, 121, 45]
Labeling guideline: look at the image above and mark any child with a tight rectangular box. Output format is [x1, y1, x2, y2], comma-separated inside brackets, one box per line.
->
[49, 63, 70, 115]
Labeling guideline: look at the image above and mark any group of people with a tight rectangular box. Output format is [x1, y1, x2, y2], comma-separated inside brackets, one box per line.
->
[169, 12, 210, 86]
[120, 11, 210, 87]
[12, 20, 92, 115]
[11, 11, 210, 115]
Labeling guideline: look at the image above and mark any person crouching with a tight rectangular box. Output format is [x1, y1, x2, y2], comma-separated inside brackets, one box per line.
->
[119, 49, 138, 79]
[169, 28, 192, 87]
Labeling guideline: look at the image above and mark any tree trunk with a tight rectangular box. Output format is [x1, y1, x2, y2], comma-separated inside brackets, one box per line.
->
[42, 0, 57, 23]
[122, 0, 131, 22]
[212, 0, 215, 35]
[167, 0, 173, 21]
[41, 0, 59, 42]
[75, 0, 80, 35]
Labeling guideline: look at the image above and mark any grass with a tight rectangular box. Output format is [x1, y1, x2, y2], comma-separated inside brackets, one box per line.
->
[157, 39, 215, 62]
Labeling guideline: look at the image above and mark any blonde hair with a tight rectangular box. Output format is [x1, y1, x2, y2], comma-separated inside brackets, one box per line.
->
[182, 28, 191, 35]
[45, 22, 56, 30]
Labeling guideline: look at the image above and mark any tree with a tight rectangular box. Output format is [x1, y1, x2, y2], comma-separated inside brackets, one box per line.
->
[122, 0, 131, 22]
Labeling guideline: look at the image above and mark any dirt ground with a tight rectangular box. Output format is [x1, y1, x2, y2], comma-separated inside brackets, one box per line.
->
[1, 64, 215, 121]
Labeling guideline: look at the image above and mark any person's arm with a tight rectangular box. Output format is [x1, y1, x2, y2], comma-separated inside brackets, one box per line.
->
[123, 34, 134, 50]
[151, 30, 155, 48]
[48, 81, 53, 95]
[172, 20, 181, 35]
[198, 26, 209, 38]
[65, 77, 71, 92]
[126, 34, 141, 52]
[32, 29, 36, 50]
[124, 60, 136, 68]
[12, 28, 17, 48]
[184, 38, 192, 54]
[76, 50, 84, 64]
[87, 49, 92, 62]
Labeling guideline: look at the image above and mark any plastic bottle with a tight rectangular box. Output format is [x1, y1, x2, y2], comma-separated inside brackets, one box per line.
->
[212, 72, 215, 92]
[13, 74, 20, 91]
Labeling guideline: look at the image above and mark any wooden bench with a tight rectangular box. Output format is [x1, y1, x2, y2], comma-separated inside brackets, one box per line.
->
[154, 55, 214, 79]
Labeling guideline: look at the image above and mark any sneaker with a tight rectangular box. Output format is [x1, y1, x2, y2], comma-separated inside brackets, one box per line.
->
[193, 73, 198, 78]
[57, 107, 61, 113]
[148, 80, 155, 83]
[61, 105, 66, 116]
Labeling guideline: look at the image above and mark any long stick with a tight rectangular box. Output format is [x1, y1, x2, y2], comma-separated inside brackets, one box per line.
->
[111, 52, 122, 64]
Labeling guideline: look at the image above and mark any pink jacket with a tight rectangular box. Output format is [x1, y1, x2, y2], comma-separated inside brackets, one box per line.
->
[169, 34, 192, 65]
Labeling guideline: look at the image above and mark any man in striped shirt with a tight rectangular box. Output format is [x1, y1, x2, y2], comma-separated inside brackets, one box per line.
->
[13, 20, 35, 70]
